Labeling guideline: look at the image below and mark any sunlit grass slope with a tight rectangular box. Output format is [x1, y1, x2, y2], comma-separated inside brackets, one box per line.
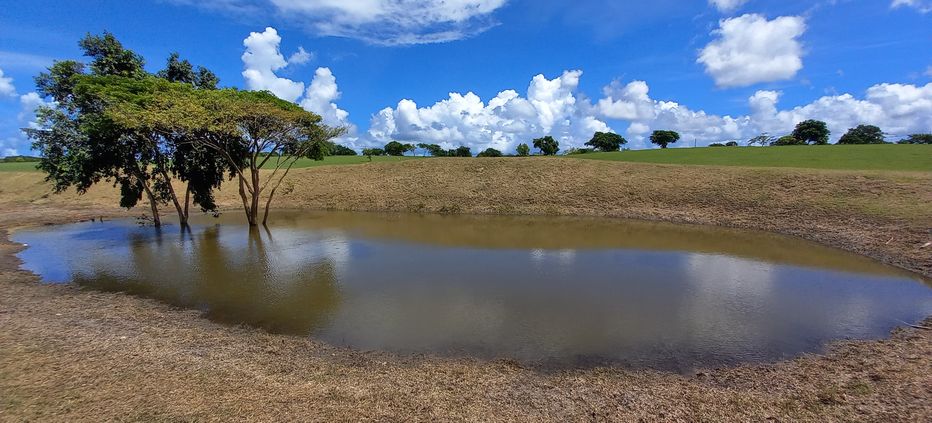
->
[570, 144, 931, 171]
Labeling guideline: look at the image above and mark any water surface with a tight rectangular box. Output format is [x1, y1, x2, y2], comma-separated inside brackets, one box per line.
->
[14, 211, 932, 371]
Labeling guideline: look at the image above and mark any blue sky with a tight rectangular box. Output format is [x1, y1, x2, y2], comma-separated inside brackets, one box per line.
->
[1, 0, 930, 155]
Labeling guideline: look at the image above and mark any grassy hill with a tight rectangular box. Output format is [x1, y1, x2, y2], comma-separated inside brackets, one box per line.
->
[570, 144, 932, 171]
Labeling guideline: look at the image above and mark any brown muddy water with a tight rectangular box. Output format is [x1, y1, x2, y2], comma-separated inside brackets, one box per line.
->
[13, 211, 932, 371]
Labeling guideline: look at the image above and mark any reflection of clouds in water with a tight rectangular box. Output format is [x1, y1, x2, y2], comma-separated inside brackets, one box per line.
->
[529, 248, 576, 266]
[685, 253, 776, 299]
[262, 228, 350, 269]
[682, 253, 778, 350]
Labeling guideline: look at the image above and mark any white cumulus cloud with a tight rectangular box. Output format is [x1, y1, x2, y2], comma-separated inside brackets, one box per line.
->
[598, 80, 747, 146]
[596, 79, 932, 146]
[698, 14, 806, 88]
[709, 0, 748, 13]
[366, 70, 612, 153]
[241, 27, 306, 102]
[240, 27, 357, 145]
[299, 67, 350, 128]
[0, 68, 15, 97]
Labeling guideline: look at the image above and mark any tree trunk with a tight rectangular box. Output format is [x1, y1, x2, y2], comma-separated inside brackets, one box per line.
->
[141, 184, 161, 228]
[183, 185, 191, 222]
[248, 167, 261, 227]
[161, 171, 187, 227]
[262, 187, 277, 226]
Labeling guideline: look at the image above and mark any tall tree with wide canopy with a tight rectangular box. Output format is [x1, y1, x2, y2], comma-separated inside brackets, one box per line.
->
[585, 132, 627, 152]
[26, 34, 227, 227]
[837, 125, 885, 144]
[108, 86, 344, 226]
[649, 130, 680, 149]
[532, 136, 560, 155]
[792, 120, 830, 145]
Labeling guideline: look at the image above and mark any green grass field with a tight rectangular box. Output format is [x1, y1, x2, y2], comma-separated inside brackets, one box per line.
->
[570, 144, 932, 171]
[0, 161, 41, 172]
[0, 155, 414, 172]
[2, 145, 929, 172]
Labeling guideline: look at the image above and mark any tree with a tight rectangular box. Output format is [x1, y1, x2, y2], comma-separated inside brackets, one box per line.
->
[515, 143, 530, 156]
[792, 120, 830, 145]
[725, 141, 739, 147]
[897, 133, 932, 144]
[649, 130, 680, 149]
[77, 32, 146, 78]
[27, 33, 227, 228]
[476, 148, 503, 157]
[384, 141, 412, 156]
[328, 143, 357, 155]
[156, 52, 219, 90]
[449, 146, 472, 157]
[746, 133, 775, 146]
[837, 125, 884, 145]
[771, 135, 803, 146]
[27, 33, 171, 226]
[362, 148, 385, 160]
[532, 136, 560, 155]
[709, 143, 725, 147]
[416, 143, 447, 157]
[585, 131, 627, 152]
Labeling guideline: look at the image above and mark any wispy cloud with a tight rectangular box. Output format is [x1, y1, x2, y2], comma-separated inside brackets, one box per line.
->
[167, 0, 508, 45]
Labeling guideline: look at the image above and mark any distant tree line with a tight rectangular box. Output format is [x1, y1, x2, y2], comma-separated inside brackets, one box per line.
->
[744, 120, 930, 147]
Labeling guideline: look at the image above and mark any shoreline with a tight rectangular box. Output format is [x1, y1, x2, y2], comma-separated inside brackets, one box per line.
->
[1, 159, 930, 421]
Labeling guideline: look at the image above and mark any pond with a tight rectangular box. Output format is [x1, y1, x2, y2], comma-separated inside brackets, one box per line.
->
[14, 211, 932, 371]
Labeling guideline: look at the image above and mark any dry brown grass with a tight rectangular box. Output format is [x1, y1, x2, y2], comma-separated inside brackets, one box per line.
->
[1, 158, 930, 421]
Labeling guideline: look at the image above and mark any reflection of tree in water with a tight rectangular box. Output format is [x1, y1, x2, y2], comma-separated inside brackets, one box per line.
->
[73, 225, 342, 336]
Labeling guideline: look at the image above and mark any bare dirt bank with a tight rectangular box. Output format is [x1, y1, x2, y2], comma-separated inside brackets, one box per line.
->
[1, 158, 931, 421]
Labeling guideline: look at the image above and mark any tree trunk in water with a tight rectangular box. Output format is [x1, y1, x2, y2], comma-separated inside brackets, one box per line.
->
[164, 176, 187, 227]
[143, 187, 161, 227]
[249, 168, 261, 227]
[183, 185, 191, 222]
[262, 187, 277, 226]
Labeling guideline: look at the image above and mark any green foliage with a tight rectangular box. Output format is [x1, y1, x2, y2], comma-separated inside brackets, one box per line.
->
[565, 148, 594, 155]
[516, 143, 530, 156]
[449, 146, 472, 157]
[363, 148, 385, 157]
[328, 143, 358, 156]
[838, 125, 884, 145]
[897, 133, 931, 145]
[416, 143, 447, 157]
[384, 141, 414, 156]
[78, 32, 146, 78]
[771, 135, 803, 146]
[649, 130, 680, 149]
[746, 133, 776, 146]
[725, 141, 739, 147]
[709, 143, 725, 147]
[532, 136, 559, 155]
[585, 132, 627, 152]
[476, 148, 503, 157]
[792, 120, 830, 145]
[156, 52, 219, 90]
[34, 61, 85, 106]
